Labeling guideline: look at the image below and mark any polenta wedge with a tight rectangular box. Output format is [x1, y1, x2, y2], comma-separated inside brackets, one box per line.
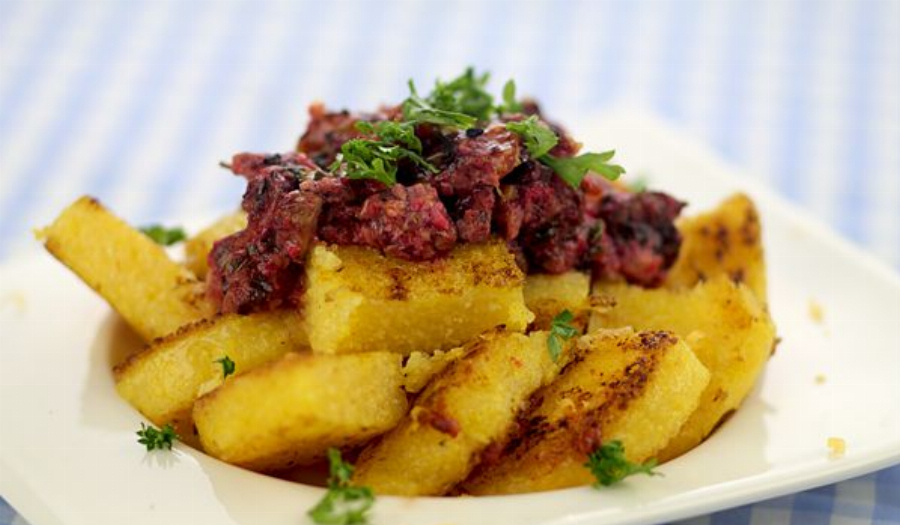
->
[352, 329, 563, 496]
[591, 275, 776, 461]
[115, 309, 307, 432]
[666, 193, 767, 302]
[39, 196, 212, 341]
[462, 329, 709, 495]
[303, 240, 533, 355]
[184, 210, 247, 279]
[194, 351, 407, 472]
[523, 271, 591, 330]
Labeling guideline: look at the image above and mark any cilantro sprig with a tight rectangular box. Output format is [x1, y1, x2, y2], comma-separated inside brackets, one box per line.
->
[548, 309, 579, 362]
[140, 224, 186, 246]
[585, 440, 659, 487]
[136, 422, 179, 451]
[308, 448, 375, 525]
[504, 117, 625, 189]
[215, 355, 236, 379]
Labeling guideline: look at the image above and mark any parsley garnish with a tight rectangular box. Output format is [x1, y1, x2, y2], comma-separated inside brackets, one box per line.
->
[499, 79, 524, 114]
[402, 80, 479, 129]
[542, 152, 626, 189]
[331, 120, 437, 185]
[548, 310, 579, 362]
[504, 117, 624, 189]
[427, 67, 496, 122]
[585, 440, 659, 487]
[308, 448, 374, 525]
[136, 422, 179, 451]
[140, 224, 186, 246]
[505, 116, 558, 159]
[215, 355, 235, 379]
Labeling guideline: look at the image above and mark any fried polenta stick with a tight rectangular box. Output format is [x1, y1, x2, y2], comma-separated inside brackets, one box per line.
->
[194, 351, 407, 472]
[304, 241, 533, 355]
[39, 196, 212, 341]
[591, 276, 776, 461]
[115, 310, 307, 432]
[352, 329, 563, 495]
[463, 329, 709, 494]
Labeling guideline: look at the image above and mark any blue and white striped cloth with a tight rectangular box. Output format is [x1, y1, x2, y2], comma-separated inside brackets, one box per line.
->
[1, 1, 898, 523]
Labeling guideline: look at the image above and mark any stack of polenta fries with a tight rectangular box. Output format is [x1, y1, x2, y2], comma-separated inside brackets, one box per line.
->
[39, 192, 775, 496]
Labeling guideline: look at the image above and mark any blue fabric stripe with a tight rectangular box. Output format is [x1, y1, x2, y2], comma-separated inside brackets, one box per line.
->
[653, 0, 701, 121]
[839, 0, 880, 244]
[142, 0, 269, 220]
[0, 0, 143, 258]
[0, 0, 25, 37]
[213, 1, 326, 210]
[0, 0, 78, 144]
[527, 0, 571, 108]
[80, 1, 201, 209]
[587, 0, 637, 108]
[326, 0, 394, 110]
[788, 484, 834, 525]
[873, 465, 900, 524]
[711, 0, 758, 163]
[710, 504, 752, 525]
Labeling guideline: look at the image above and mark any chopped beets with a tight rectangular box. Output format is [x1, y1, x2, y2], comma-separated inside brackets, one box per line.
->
[590, 188, 686, 287]
[296, 104, 367, 167]
[431, 126, 520, 197]
[454, 186, 496, 243]
[207, 167, 322, 313]
[207, 100, 687, 314]
[356, 183, 457, 260]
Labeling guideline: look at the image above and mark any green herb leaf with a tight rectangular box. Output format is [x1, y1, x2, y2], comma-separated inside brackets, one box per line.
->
[505, 116, 559, 159]
[499, 79, 524, 114]
[331, 120, 437, 185]
[140, 224, 186, 246]
[215, 355, 235, 379]
[308, 448, 375, 525]
[426, 67, 495, 121]
[136, 422, 179, 451]
[585, 440, 659, 487]
[541, 151, 625, 190]
[402, 80, 479, 129]
[547, 309, 579, 362]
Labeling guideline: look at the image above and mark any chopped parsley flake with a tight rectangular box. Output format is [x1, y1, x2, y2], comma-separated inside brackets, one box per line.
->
[136, 422, 179, 451]
[542, 151, 625, 190]
[585, 440, 659, 487]
[548, 309, 579, 362]
[140, 224, 186, 246]
[308, 448, 375, 525]
[215, 355, 236, 379]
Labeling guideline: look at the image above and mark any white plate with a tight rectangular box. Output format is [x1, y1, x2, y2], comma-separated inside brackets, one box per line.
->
[2, 111, 899, 525]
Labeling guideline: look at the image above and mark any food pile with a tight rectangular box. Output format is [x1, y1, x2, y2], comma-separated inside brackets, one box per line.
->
[40, 70, 776, 523]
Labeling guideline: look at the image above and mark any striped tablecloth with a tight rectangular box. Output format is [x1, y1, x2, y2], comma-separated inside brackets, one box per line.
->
[1, 1, 898, 523]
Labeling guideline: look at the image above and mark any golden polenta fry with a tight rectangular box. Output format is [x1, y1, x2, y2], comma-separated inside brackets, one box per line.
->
[39, 196, 212, 341]
[352, 329, 562, 496]
[590, 276, 776, 461]
[194, 351, 407, 472]
[462, 329, 709, 495]
[303, 240, 533, 355]
[115, 309, 307, 431]
[666, 193, 767, 302]
[184, 210, 247, 279]
[523, 271, 591, 330]
[401, 347, 469, 394]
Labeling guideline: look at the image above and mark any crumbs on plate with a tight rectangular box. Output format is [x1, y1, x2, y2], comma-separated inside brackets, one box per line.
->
[827, 437, 846, 459]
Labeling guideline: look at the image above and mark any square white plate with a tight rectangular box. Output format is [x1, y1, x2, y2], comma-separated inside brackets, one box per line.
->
[2, 111, 899, 525]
